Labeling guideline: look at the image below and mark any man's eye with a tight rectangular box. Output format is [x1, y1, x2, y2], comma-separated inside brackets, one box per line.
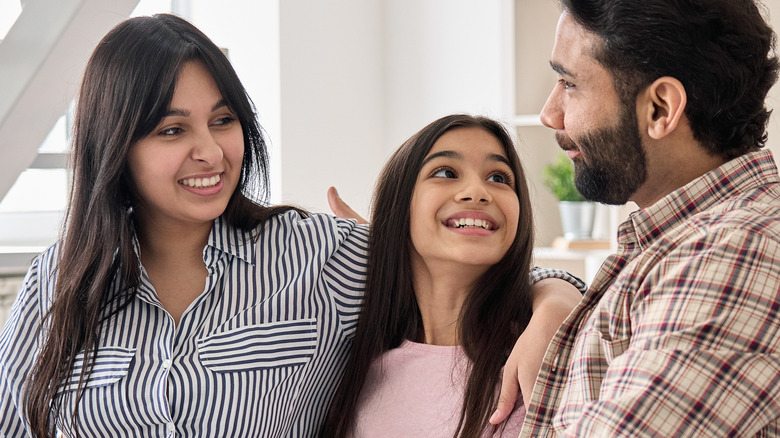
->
[558, 79, 575, 89]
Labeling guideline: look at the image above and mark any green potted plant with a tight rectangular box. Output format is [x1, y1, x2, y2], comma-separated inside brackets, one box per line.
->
[542, 153, 595, 240]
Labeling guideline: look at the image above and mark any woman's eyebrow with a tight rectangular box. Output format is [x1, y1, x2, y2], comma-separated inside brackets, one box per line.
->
[163, 99, 229, 118]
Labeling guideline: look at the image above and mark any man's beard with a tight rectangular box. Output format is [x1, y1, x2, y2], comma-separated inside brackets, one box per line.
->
[556, 104, 647, 205]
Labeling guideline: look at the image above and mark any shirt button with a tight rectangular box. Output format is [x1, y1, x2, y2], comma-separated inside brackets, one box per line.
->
[167, 422, 175, 436]
[162, 359, 172, 369]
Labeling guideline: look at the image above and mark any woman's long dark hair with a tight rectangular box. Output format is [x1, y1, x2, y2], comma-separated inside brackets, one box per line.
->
[24, 14, 299, 437]
[323, 114, 535, 438]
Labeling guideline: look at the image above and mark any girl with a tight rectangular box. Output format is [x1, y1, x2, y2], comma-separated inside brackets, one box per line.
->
[0, 15, 581, 438]
[324, 115, 584, 437]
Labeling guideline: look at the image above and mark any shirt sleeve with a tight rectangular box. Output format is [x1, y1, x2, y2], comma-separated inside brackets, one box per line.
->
[561, 228, 780, 437]
[530, 267, 587, 294]
[0, 254, 45, 437]
[320, 218, 369, 338]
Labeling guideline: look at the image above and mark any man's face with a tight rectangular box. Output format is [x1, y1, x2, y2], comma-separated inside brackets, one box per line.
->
[555, 104, 647, 205]
[540, 11, 647, 205]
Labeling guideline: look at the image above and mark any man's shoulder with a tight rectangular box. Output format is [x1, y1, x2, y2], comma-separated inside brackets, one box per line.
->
[686, 183, 780, 241]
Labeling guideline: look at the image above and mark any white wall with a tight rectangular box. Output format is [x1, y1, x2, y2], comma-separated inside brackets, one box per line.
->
[277, 0, 514, 217]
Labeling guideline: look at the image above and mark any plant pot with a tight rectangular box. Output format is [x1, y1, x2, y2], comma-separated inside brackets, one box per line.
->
[558, 201, 595, 240]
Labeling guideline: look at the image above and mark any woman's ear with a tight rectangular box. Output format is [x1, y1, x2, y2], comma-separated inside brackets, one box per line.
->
[637, 76, 687, 140]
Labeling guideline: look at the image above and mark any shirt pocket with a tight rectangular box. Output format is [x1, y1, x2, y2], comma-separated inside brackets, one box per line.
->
[58, 346, 136, 393]
[599, 333, 631, 364]
[197, 318, 318, 373]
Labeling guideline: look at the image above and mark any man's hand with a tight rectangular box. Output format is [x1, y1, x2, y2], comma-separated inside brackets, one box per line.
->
[327, 187, 368, 224]
[490, 278, 583, 424]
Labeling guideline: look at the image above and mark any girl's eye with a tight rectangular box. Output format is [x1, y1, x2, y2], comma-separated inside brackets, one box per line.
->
[432, 168, 456, 179]
[488, 171, 513, 185]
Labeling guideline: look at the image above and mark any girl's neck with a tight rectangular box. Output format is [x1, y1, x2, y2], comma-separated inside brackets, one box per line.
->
[411, 259, 484, 347]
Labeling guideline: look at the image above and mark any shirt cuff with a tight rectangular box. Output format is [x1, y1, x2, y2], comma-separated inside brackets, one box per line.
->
[530, 267, 587, 294]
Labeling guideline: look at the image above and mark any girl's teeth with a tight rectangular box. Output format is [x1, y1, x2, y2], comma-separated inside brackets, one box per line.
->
[450, 218, 492, 230]
[182, 174, 221, 188]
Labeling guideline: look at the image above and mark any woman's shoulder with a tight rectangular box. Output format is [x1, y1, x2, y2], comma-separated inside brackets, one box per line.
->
[261, 210, 369, 247]
[23, 241, 60, 285]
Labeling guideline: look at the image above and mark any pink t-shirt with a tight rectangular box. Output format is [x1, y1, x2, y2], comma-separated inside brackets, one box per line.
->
[351, 340, 525, 437]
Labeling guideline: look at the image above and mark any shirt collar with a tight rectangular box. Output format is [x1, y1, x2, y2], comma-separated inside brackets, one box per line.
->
[206, 215, 257, 266]
[620, 149, 779, 251]
[130, 215, 257, 269]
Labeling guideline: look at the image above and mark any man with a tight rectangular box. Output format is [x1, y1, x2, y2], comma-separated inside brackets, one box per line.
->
[514, 0, 780, 436]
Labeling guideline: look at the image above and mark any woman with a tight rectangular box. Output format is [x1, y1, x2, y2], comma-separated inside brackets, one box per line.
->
[0, 15, 581, 438]
[324, 115, 584, 437]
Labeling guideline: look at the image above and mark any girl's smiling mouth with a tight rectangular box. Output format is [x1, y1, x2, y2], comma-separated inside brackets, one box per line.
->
[447, 217, 493, 230]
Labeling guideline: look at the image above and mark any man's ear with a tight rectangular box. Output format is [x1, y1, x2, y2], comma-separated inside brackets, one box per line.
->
[637, 76, 687, 140]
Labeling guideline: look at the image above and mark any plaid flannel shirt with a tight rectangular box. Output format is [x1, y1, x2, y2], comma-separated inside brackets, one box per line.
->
[521, 150, 780, 437]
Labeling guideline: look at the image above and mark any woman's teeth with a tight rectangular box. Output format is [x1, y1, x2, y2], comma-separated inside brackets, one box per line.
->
[449, 218, 492, 230]
[181, 174, 221, 188]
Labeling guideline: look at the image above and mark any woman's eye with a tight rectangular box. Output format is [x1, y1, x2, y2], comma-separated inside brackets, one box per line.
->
[432, 168, 456, 178]
[213, 116, 235, 126]
[159, 127, 182, 136]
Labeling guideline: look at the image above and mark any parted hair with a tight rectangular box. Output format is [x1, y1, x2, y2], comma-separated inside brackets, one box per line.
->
[323, 114, 535, 438]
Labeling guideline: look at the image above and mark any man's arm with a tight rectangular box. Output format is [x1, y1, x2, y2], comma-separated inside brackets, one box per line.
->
[562, 228, 780, 437]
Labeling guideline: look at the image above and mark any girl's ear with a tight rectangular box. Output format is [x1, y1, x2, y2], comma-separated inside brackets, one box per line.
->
[636, 76, 687, 140]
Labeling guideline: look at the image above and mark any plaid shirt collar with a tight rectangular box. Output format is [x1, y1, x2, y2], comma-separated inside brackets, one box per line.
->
[620, 149, 779, 253]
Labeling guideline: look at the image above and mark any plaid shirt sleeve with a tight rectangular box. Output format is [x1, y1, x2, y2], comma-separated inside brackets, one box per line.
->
[559, 225, 780, 437]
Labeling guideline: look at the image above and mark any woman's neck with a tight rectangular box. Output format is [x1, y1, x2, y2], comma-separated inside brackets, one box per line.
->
[411, 258, 484, 347]
[134, 216, 213, 267]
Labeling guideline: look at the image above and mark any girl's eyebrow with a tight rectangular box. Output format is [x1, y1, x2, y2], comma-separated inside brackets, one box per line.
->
[422, 150, 461, 166]
[488, 153, 512, 167]
[422, 150, 512, 167]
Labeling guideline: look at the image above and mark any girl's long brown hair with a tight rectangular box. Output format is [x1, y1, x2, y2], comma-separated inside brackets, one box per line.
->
[24, 14, 300, 437]
[323, 114, 535, 437]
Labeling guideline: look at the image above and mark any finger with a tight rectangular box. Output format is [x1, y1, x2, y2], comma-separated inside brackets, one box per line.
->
[490, 366, 519, 424]
[327, 187, 369, 224]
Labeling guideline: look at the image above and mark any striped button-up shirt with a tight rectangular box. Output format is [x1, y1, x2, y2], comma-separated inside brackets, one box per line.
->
[1, 212, 368, 437]
[521, 150, 780, 437]
[0, 210, 575, 437]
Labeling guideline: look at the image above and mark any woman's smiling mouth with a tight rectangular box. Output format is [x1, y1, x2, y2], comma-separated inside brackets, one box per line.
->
[179, 173, 222, 188]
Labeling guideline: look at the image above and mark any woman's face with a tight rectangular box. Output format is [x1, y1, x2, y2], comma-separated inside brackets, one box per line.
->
[128, 60, 244, 231]
[409, 127, 520, 276]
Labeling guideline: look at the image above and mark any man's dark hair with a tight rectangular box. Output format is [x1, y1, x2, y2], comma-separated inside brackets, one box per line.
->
[562, 0, 779, 158]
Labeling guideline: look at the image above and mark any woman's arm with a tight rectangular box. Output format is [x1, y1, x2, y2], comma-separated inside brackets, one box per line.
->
[491, 276, 584, 424]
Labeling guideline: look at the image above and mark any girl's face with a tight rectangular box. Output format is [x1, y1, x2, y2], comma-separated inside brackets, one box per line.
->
[128, 60, 244, 231]
[409, 127, 520, 276]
